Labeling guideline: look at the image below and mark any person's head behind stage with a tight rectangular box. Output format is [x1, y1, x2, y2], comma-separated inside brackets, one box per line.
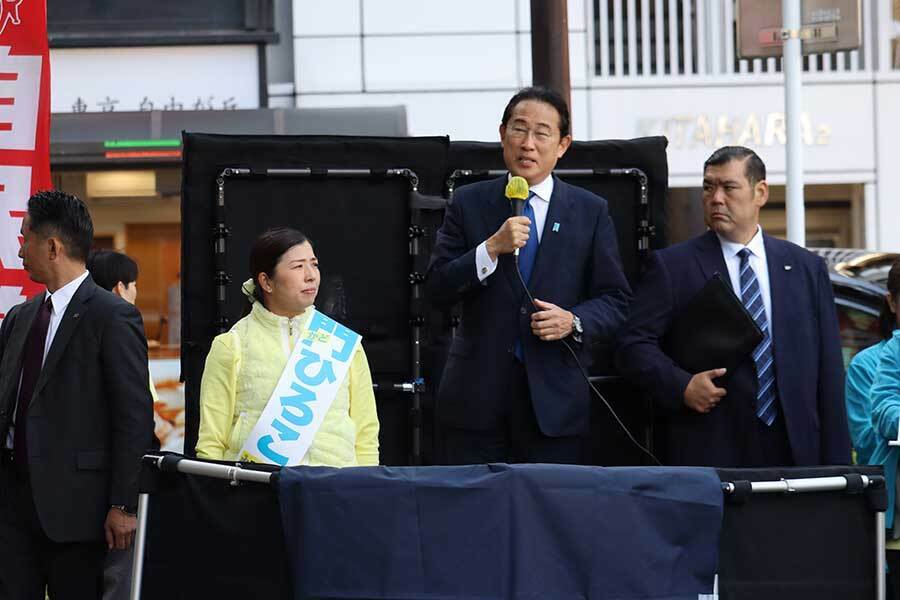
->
[87, 249, 139, 305]
[500, 86, 573, 186]
[248, 227, 319, 318]
[19, 189, 94, 289]
[702, 146, 769, 246]
[879, 259, 900, 339]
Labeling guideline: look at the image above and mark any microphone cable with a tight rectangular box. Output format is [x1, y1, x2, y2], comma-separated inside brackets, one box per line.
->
[512, 259, 662, 467]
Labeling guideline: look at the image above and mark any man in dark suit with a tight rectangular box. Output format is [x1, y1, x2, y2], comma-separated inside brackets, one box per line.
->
[427, 87, 632, 465]
[0, 190, 155, 598]
[616, 146, 850, 467]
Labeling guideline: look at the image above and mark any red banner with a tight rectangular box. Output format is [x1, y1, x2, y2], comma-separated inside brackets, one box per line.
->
[0, 0, 50, 317]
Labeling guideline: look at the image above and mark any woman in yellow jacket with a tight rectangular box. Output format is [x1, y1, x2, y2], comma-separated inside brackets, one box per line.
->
[196, 227, 379, 466]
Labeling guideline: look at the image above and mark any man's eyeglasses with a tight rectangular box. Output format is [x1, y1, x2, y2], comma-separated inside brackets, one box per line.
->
[507, 126, 557, 143]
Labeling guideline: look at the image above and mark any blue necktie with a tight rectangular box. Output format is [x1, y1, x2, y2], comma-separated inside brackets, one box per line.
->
[517, 193, 539, 285]
[514, 193, 539, 362]
[738, 248, 778, 426]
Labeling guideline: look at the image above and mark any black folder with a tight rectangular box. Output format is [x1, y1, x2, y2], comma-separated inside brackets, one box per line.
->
[665, 273, 764, 374]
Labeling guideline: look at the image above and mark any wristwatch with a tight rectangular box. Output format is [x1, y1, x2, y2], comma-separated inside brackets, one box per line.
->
[112, 504, 137, 516]
[571, 314, 583, 343]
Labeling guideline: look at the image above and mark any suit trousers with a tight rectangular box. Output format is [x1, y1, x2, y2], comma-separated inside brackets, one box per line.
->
[0, 461, 106, 600]
[720, 365, 794, 467]
[102, 547, 134, 600]
[443, 359, 584, 465]
[737, 405, 794, 467]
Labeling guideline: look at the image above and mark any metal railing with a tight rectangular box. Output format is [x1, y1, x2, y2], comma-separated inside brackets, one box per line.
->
[592, 0, 896, 81]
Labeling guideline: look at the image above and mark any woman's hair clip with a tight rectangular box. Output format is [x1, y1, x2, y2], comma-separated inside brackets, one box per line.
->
[241, 278, 257, 304]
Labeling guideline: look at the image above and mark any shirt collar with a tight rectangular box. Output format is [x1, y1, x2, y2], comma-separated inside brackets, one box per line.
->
[507, 173, 554, 204]
[529, 174, 554, 203]
[251, 299, 315, 330]
[47, 270, 89, 316]
[717, 225, 765, 259]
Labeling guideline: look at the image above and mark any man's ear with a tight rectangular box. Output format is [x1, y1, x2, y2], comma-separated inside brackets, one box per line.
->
[113, 281, 125, 298]
[556, 134, 572, 159]
[754, 180, 769, 209]
[888, 292, 898, 315]
[46, 236, 62, 260]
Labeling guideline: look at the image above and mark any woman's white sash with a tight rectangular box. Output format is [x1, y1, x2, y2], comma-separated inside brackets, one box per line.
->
[238, 309, 361, 466]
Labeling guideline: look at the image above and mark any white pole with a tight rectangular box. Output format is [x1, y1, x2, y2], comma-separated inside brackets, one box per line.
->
[129, 493, 151, 600]
[877, 511, 886, 600]
[782, 0, 805, 246]
[864, 182, 878, 250]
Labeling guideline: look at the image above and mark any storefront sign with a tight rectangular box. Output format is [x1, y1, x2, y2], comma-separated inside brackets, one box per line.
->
[50, 45, 260, 113]
[638, 112, 832, 149]
[588, 84, 874, 180]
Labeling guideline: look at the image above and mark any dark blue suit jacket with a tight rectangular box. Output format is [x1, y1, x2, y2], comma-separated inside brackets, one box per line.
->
[616, 230, 851, 466]
[426, 175, 632, 437]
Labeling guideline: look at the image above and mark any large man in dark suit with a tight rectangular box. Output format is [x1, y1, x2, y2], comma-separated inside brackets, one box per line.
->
[0, 190, 155, 598]
[616, 146, 850, 467]
[427, 87, 632, 464]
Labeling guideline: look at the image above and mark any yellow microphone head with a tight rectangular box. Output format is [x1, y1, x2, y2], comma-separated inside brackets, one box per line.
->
[505, 176, 529, 200]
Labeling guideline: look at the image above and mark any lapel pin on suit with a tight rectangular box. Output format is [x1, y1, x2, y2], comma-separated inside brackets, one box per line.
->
[784, 265, 792, 271]
[72, 313, 80, 319]
[552, 222, 560, 233]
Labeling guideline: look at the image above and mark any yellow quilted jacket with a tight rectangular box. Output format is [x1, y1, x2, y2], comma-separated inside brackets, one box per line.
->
[195, 301, 379, 466]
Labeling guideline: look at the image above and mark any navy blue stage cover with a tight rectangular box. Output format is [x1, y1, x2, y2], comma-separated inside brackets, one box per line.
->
[277, 464, 722, 599]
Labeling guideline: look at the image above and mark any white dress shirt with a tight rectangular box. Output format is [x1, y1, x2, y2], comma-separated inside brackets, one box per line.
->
[716, 226, 772, 330]
[43, 270, 90, 365]
[7, 270, 90, 447]
[475, 173, 554, 281]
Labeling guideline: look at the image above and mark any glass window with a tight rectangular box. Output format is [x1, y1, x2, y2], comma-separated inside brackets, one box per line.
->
[836, 304, 882, 368]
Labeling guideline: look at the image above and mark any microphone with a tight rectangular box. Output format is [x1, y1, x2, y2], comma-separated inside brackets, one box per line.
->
[504, 176, 529, 258]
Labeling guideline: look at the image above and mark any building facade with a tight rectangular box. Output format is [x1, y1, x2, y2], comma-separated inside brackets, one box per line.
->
[289, 0, 900, 250]
[39, 1, 899, 455]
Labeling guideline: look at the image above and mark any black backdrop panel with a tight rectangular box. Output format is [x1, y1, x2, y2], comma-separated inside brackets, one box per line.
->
[221, 176, 412, 373]
[448, 168, 645, 286]
[182, 132, 449, 347]
[139, 461, 290, 600]
[181, 133, 449, 458]
[717, 466, 883, 600]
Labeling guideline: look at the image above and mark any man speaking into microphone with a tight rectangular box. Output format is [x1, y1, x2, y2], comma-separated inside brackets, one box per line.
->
[427, 86, 632, 464]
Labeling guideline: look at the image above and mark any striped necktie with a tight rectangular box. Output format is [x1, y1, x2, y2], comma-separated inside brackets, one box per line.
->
[738, 248, 778, 426]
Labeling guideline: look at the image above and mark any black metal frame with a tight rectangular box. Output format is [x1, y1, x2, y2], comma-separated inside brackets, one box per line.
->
[446, 167, 654, 252]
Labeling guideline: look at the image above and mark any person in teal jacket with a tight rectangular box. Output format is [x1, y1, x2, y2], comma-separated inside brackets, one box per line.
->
[847, 260, 900, 465]
[866, 259, 900, 593]
[871, 331, 900, 523]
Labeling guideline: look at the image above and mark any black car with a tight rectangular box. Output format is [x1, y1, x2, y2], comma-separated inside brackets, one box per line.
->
[811, 249, 899, 367]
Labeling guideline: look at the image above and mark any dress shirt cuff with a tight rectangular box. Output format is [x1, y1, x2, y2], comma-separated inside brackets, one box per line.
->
[475, 241, 499, 282]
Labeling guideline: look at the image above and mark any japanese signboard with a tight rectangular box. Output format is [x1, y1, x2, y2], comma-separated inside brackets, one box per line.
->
[0, 0, 51, 317]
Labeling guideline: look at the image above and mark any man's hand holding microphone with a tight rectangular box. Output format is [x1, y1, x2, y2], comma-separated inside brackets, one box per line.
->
[485, 175, 531, 261]
[486, 175, 575, 342]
